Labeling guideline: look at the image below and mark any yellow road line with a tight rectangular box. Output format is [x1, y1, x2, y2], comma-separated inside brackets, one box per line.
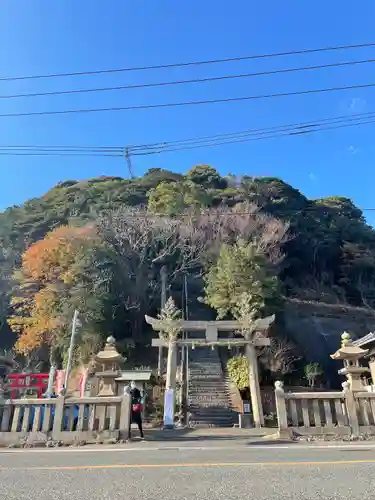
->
[2, 460, 375, 471]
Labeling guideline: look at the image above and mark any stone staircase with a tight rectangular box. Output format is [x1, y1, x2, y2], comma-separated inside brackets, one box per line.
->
[188, 346, 237, 427]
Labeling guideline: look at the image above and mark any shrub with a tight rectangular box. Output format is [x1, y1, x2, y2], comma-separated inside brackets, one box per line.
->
[227, 355, 249, 389]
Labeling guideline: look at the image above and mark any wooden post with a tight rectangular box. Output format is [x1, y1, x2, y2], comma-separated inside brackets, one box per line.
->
[246, 342, 264, 427]
[274, 381, 291, 438]
[342, 381, 360, 438]
[119, 390, 132, 441]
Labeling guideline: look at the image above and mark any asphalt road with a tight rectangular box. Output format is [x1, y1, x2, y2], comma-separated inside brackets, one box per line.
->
[1, 443, 375, 499]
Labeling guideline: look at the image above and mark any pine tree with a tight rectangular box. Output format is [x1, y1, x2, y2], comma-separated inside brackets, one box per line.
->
[204, 239, 278, 320]
[158, 297, 182, 342]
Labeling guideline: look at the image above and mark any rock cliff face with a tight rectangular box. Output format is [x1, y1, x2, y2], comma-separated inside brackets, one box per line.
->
[284, 299, 375, 381]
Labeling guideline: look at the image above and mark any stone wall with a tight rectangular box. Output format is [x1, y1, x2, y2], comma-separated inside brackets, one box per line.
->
[284, 299, 375, 379]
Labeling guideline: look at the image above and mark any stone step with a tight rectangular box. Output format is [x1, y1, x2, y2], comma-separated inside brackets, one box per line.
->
[188, 392, 229, 396]
[189, 370, 223, 374]
[189, 363, 222, 367]
[189, 404, 232, 409]
[190, 390, 229, 394]
[189, 392, 228, 395]
[189, 388, 228, 392]
[189, 388, 228, 391]
[189, 370, 222, 374]
[188, 386, 228, 390]
[189, 378, 227, 382]
[189, 383, 226, 387]
[188, 399, 230, 404]
[189, 377, 223, 381]
[187, 348, 234, 428]
[190, 410, 235, 417]
[189, 387, 226, 390]
[189, 368, 224, 372]
[189, 382, 227, 386]
[189, 412, 235, 418]
[189, 393, 229, 396]
[189, 416, 236, 425]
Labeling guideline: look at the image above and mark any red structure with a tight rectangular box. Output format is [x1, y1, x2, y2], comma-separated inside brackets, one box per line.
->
[8, 373, 49, 399]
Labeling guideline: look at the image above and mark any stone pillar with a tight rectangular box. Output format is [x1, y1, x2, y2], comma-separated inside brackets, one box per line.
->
[246, 342, 264, 427]
[166, 341, 177, 391]
[369, 358, 375, 386]
[274, 381, 291, 439]
[164, 341, 178, 429]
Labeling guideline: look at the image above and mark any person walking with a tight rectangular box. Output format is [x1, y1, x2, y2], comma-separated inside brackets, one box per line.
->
[129, 381, 144, 440]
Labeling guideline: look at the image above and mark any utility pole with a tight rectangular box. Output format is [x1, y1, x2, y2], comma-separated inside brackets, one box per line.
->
[125, 147, 135, 179]
[179, 274, 189, 425]
[63, 310, 80, 394]
[157, 265, 168, 377]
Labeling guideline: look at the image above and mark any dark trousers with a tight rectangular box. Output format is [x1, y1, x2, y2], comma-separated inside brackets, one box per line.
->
[129, 412, 144, 438]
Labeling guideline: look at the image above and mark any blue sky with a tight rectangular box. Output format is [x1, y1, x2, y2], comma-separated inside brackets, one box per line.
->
[0, 1, 375, 221]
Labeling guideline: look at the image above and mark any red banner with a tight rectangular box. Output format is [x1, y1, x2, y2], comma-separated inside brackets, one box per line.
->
[55, 370, 65, 394]
[79, 368, 88, 397]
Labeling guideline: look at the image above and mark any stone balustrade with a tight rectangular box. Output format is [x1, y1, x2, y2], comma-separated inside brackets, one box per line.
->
[0, 394, 131, 446]
[275, 381, 375, 438]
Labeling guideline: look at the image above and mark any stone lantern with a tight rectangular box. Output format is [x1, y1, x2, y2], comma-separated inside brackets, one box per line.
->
[95, 336, 124, 397]
[331, 332, 369, 391]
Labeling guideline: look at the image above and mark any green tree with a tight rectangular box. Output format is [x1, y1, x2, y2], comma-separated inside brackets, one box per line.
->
[147, 182, 185, 215]
[186, 165, 227, 189]
[203, 239, 278, 319]
[304, 362, 323, 388]
[158, 296, 182, 342]
[147, 180, 212, 215]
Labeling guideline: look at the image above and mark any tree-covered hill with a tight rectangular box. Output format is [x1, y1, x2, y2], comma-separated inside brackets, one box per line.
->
[1, 164, 375, 378]
[2, 166, 374, 307]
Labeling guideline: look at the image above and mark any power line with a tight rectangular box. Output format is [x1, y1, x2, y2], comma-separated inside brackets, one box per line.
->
[139, 117, 375, 154]
[0, 145, 124, 151]
[1, 42, 374, 82]
[2, 82, 374, 118]
[128, 111, 375, 152]
[0, 110, 374, 156]
[134, 115, 375, 154]
[0, 151, 123, 157]
[0, 146, 124, 152]
[0, 116, 373, 159]
[1, 58, 374, 100]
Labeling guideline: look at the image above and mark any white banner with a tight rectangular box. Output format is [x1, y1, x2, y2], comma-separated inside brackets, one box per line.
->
[163, 388, 175, 427]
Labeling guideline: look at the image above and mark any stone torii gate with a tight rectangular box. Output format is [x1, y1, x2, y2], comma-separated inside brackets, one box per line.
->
[145, 315, 274, 427]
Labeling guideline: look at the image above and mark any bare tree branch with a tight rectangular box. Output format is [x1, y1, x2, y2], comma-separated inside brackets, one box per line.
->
[259, 338, 300, 375]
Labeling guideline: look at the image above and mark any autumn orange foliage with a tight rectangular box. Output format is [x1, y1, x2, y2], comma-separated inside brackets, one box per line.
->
[22, 225, 94, 283]
[9, 225, 97, 354]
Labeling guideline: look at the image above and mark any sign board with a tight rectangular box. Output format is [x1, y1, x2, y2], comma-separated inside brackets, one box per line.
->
[163, 388, 175, 427]
[243, 402, 251, 414]
[8, 373, 49, 399]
